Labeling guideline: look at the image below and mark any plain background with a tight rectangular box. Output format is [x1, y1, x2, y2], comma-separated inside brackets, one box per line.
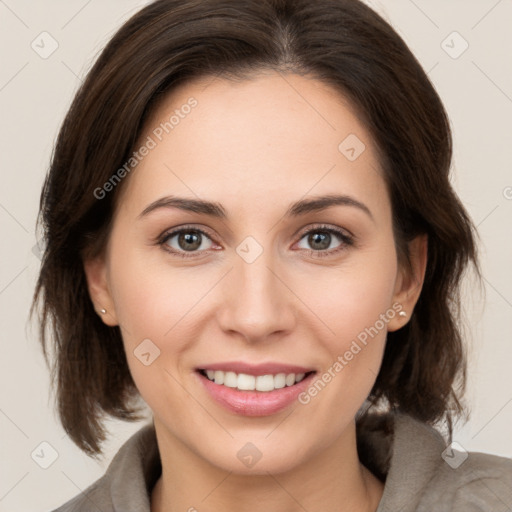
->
[1, 1, 511, 511]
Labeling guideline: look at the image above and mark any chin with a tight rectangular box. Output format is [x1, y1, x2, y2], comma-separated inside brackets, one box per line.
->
[197, 438, 312, 476]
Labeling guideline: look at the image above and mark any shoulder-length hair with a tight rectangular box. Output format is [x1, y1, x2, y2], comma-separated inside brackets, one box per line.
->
[31, 0, 479, 456]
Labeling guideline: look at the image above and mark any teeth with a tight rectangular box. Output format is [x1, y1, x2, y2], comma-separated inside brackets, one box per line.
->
[202, 370, 308, 392]
[224, 371, 238, 388]
[238, 373, 256, 390]
[274, 373, 286, 389]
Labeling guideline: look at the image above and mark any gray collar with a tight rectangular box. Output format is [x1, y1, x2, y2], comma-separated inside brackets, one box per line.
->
[105, 411, 447, 512]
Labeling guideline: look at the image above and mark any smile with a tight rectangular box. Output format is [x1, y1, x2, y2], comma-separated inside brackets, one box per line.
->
[198, 369, 313, 392]
[195, 364, 317, 416]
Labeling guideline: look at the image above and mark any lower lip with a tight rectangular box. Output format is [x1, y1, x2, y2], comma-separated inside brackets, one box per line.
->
[195, 371, 316, 416]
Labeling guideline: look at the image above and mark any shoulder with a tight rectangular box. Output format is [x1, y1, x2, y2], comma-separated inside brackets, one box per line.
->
[358, 410, 512, 512]
[51, 476, 111, 512]
[49, 423, 159, 512]
[421, 449, 512, 510]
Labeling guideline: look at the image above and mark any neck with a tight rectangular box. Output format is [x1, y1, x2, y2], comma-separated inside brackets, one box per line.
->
[150, 419, 384, 512]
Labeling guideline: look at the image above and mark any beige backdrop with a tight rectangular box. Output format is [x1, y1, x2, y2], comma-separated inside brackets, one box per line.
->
[1, 1, 511, 511]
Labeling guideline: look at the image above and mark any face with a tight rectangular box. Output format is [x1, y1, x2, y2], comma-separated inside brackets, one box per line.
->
[85, 71, 425, 475]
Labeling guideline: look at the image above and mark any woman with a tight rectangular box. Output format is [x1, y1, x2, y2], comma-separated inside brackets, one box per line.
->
[32, 0, 512, 511]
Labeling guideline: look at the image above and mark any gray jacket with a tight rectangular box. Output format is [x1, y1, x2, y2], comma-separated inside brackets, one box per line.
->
[52, 412, 512, 511]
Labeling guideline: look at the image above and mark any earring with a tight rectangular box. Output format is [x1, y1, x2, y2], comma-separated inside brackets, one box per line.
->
[100, 308, 107, 314]
[398, 311, 407, 318]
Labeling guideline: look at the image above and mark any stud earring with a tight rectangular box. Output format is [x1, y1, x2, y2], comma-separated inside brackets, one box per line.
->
[100, 308, 107, 314]
[398, 311, 407, 318]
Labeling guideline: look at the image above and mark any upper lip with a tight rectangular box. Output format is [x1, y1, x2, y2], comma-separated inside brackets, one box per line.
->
[196, 361, 316, 376]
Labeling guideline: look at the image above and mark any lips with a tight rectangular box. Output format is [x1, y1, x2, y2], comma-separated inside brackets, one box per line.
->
[194, 361, 317, 416]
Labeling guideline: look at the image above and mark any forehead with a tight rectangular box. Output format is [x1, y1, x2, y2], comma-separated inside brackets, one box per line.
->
[116, 71, 388, 219]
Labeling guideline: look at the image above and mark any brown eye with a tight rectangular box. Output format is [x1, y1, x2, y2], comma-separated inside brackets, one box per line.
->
[307, 231, 332, 250]
[295, 225, 354, 258]
[297, 228, 349, 251]
[160, 227, 215, 257]
[176, 231, 203, 251]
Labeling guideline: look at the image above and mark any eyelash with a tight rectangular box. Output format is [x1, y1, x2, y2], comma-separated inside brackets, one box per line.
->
[156, 224, 354, 260]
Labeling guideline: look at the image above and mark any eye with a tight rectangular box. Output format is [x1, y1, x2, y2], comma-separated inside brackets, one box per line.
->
[157, 223, 354, 260]
[158, 226, 217, 258]
[295, 225, 354, 257]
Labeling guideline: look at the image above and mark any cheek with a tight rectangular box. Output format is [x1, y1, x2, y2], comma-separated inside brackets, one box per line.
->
[108, 236, 199, 341]
[300, 251, 398, 347]
[107, 246, 196, 415]
[295, 269, 394, 427]
[293, 246, 398, 412]
[106, 237, 214, 401]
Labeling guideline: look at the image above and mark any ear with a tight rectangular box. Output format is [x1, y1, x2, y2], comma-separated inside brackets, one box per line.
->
[83, 254, 119, 327]
[387, 234, 428, 332]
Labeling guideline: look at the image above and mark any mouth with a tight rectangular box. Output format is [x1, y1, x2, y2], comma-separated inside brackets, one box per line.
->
[193, 361, 318, 416]
[197, 368, 317, 393]
[194, 362, 318, 416]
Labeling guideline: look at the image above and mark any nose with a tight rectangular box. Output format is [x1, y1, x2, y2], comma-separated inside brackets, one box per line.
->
[216, 246, 296, 344]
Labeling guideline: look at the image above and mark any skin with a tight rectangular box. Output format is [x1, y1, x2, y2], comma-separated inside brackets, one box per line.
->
[84, 71, 427, 512]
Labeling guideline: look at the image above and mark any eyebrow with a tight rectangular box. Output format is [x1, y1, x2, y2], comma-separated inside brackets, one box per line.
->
[138, 194, 374, 222]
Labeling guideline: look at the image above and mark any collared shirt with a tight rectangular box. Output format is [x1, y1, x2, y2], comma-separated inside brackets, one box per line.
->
[52, 412, 512, 512]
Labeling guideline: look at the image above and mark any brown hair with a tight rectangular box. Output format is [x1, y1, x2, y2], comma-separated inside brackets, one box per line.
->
[31, 0, 479, 456]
